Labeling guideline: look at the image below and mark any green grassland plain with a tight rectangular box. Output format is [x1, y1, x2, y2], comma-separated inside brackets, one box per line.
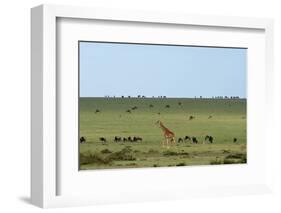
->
[79, 97, 247, 170]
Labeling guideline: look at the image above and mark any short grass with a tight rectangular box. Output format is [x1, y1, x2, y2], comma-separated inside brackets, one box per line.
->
[79, 97, 246, 170]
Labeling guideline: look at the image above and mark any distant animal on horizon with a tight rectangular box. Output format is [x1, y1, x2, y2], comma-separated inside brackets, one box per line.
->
[189, 115, 195, 120]
[131, 106, 138, 110]
[95, 109, 100, 113]
[80, 136, 86, 143]
[233, 137, 238, 143]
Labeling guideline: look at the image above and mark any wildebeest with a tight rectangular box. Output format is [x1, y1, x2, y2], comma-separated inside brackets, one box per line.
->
[208, 115, 212, 119]
[233, 137, 238, 143]
[165, 104, 170, 108]
[133, 136, 142, 142]
[149, 104, 154, 108]
[204, 135, 214, 144]
[205, 135, 210, 141]
[157, 112, 161, 115]
[99, 137, 107, 143]
[80, 136, 86, 143]
[114, 136, 121, 142]
[95, 109, 100, 113]
[178, 138, 183, 143]
[131, 106, 138, 110]
[178, 102, 182, 106]
[184, 136, 191, 141]
[189, 115, 195, 120]
[123, 137, 127, 142]
[192, 137, 198, 144]
[128, 136, 133, 142]
[126, 109, 131, 113]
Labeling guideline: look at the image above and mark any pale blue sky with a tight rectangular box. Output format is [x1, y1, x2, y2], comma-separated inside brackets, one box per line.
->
[79, 42, 247, 98]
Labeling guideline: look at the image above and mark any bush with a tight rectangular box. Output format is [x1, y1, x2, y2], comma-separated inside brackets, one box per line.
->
[176, 162, 186, 166]
[100, 148, 112, 154]
[80, 152, 113, 165]
[163, 150, 189, 157]
[106, 146, 136, 161]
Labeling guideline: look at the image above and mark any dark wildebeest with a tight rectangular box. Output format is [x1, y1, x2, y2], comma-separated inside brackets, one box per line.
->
[192, 137, 198, 144]
[178, 102, 182, 106]
[95, 109, 100, 113]
[189, 115, 195, 120]
[157, 112, 161, 115]
[233, 137, 238, 143]
[99, 137, 107, 143]
[165, 105, 170, 108]
[123, 137, 127, 142]
[204, 135, 214, 144]
[80, 136, 86, 143]
[128, 136, 133, 142]
[184, 136, 191, 141]
[131, 106, 138, 110]
[114, 136, 121, 142]
[205, 135, 210, 141]
[149, 104, 154, 108]
[178, 138, 183, 143]
[126, 109, 131, 113]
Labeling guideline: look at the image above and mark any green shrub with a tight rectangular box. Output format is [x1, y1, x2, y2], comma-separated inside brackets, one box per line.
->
[176, 162, 186, 166]
[100, 148, 112, 154]
[106, 146, 136, 161]
[80, 152, 112, 165]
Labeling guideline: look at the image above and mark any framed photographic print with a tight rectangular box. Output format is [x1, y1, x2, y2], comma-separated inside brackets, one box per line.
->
[31, 4, 274, 208]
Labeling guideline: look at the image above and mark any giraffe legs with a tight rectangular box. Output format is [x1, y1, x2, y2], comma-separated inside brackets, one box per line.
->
[166, 138, 170, 148]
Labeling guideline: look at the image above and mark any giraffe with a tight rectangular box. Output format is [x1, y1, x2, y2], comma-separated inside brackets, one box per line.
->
[155, 120, 176, 148]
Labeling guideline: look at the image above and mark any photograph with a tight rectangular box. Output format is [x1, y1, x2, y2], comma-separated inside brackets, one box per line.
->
[79, 41, 247, 170]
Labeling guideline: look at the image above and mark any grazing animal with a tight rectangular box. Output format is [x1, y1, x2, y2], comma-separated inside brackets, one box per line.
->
[156, 120, 176, 148]
[192, 137, 198, 144]
[165, 104, 170, 108]
[123, 137, 127, 142]
[178, 102, 182, 106]
[133, 136, 142, 142]
[184, 136, 191, 141]
[204, 135, 214, 144]
[205, 135, 210, 141]
[114, 136, 121, 142]
[131, 106, 138, 110]
[189, 115, 195, 120]
[233, 137, 238, 143]
[157, 112, 161, 115]
[95, 109, 100, 113]
[128, 136, 133, 142]
[80, 136, 86, 143]
[208, 115, 212, 119]
[126, 109, 131, 113]
[99, 137, 107, 143]
[178, 138, 183, 143]
[149, 104, 154, 108]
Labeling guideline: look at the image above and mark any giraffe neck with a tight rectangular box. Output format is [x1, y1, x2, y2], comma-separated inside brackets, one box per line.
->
[159, 122, 169, 133]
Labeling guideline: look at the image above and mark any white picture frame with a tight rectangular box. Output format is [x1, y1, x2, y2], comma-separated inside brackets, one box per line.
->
[31, 4, 274, 208]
